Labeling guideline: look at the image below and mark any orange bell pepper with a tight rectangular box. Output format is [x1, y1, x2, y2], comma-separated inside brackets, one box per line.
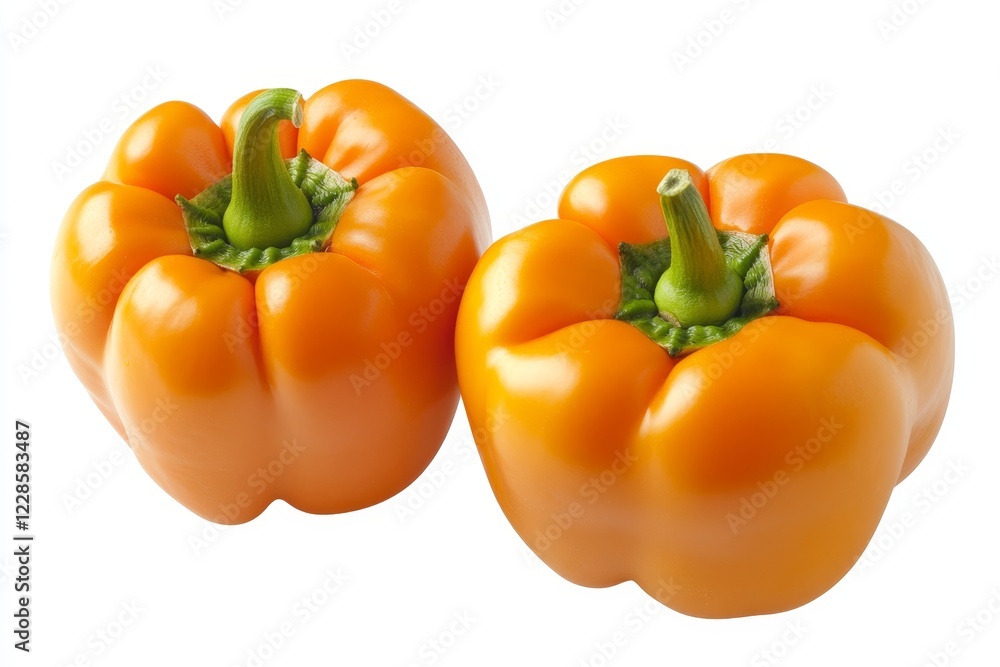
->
[51, 82, 489, 523]
[455, 154, 953, 617]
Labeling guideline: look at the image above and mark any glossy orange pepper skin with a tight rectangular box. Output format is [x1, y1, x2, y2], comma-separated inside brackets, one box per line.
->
[52, 80, 489, 522]
[456, 154, 953, 618]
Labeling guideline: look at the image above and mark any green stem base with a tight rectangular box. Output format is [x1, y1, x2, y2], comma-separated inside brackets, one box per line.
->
[177, 150, 357, 274]
[615, 231, 779, 356]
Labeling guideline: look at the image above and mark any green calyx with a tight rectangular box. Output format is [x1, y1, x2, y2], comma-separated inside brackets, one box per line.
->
[615, 169, 779, 356]
[176, 88, 357, 274]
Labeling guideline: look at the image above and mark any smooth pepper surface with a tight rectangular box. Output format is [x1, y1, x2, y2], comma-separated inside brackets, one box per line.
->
[455, 153, 953, 617]
[52, 81, 490, 522]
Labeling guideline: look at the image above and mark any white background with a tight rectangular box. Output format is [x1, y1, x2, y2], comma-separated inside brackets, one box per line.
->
[2, 0, 999, 665]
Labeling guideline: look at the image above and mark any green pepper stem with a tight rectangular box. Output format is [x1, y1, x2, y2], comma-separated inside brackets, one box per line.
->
[222, 89, 313, 250]
[653, 169, 744, 327]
